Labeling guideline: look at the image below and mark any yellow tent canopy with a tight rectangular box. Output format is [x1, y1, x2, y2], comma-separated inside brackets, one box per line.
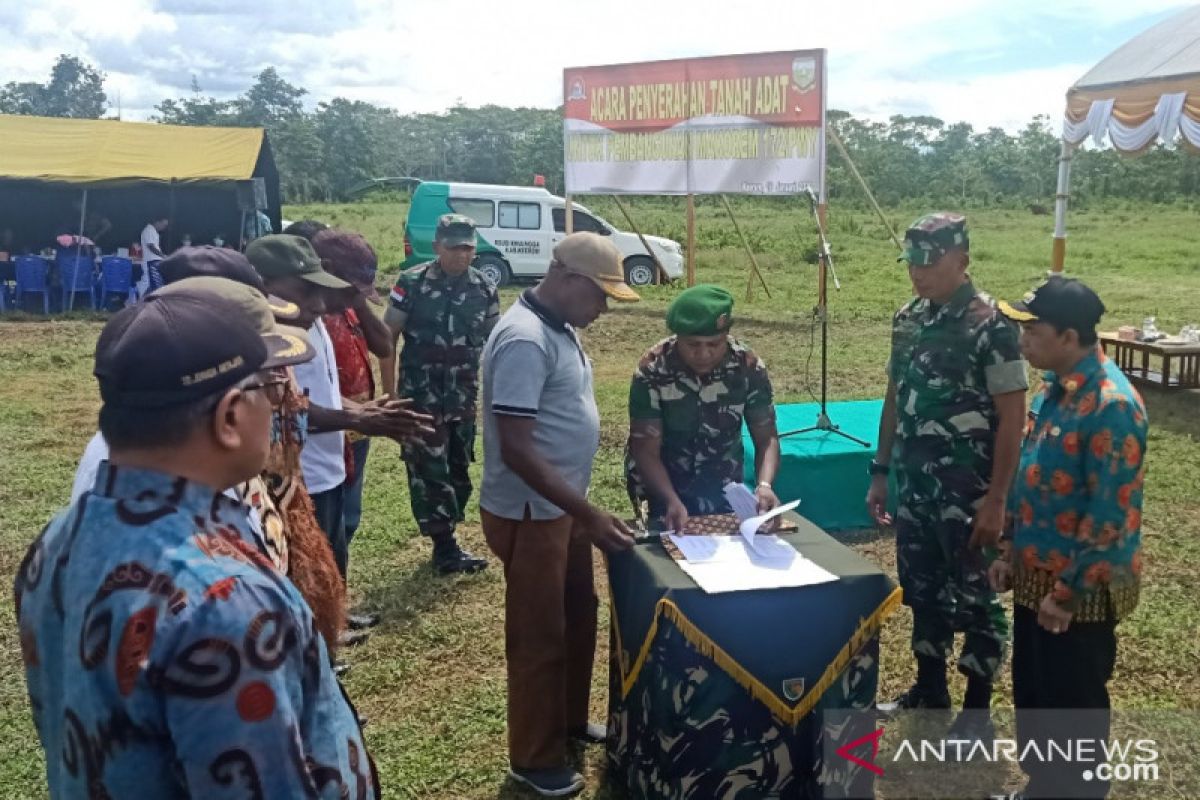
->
[1052, 6, 1200, 270]
[0, 115, 266, 185]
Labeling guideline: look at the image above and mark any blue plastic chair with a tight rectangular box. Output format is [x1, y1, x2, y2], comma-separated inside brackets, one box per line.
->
[14, 256, 50, 314]
[98, 256, 133, 308]
[58, 252, 97, 311]
[0, 260, 14, 311]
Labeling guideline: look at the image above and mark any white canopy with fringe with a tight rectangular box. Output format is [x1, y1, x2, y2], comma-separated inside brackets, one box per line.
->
[1053, 5, 1200, 270]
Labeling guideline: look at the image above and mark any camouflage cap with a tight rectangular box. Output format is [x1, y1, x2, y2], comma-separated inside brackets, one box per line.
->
[667, 284, 734, 336]
[435, 213, 477, 247]
[898, 212, 969, 266]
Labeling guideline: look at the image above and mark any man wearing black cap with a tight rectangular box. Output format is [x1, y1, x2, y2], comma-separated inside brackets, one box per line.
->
[70, 248, 275, 502]
[16, 288, 378, 798]
[992, 276, 1147, 800]
[69, 249, 354, 652]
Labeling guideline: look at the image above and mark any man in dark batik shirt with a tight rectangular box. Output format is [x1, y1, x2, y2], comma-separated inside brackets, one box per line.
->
[16, 287, 378, 799]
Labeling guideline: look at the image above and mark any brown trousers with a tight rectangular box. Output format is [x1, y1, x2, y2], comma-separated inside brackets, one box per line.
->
[481, 508, 598, 770]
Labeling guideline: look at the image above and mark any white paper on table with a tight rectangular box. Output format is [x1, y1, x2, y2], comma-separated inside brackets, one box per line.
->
[723, 483, 760, 521]
[667, 533, 721, 562]
[676, 550, 837, 593]
[667, 533, 795, 565]
[743, 534, 798, 564]
[739, 500, 801, 554]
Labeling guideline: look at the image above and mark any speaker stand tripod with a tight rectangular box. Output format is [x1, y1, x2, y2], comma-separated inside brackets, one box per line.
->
[778, 191, 870, 448]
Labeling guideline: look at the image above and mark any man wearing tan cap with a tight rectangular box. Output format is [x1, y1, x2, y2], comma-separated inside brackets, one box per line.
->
[479, 232, 638, 796]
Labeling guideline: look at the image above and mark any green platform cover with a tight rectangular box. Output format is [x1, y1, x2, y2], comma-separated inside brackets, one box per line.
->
[742, 400, 883, 532]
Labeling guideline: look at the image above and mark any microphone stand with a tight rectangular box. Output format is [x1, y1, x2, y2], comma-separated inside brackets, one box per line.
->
[778, 191, 870, 447]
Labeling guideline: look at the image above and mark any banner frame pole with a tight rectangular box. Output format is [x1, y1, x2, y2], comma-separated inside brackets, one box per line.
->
[827, 125, 902, 251]
[685, 194, 696, 287]
[718, 193, 770, 300]
[611, 194, 668, 284]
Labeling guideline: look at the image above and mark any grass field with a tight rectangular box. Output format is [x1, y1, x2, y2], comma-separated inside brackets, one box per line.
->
[1, 199, 1198, 798]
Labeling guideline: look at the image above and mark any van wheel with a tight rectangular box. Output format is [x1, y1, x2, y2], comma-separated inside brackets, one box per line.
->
[475, 254, 510, 287]
[624, 256, 657, 286]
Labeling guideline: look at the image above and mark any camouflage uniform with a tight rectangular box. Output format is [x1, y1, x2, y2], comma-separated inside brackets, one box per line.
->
[388, 260, 500, 536]
[626, 336, 775, 524]
[889, 277, 1027, 681]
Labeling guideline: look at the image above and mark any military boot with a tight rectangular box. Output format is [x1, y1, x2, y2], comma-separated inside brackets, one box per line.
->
[945, 708, 996, 747]
[877, 683, 952, 715]
[431, 532, 488, 575]
[878, 655, 951, 715]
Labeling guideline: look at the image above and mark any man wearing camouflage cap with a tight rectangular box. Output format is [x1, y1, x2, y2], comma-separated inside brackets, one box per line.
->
[626, 284, 780, 532]
[382, 213, 501, 574]
[867, 213, 1027, 739]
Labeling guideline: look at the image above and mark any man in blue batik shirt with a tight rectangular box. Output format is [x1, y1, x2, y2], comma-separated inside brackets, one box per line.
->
[14, 287, 379, 799]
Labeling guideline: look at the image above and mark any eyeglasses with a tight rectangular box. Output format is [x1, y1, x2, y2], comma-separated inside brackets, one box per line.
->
[242, 376, 289, 405]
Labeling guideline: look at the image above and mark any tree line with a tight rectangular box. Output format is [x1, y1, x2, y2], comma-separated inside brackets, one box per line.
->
[6, 55, 1200, 207]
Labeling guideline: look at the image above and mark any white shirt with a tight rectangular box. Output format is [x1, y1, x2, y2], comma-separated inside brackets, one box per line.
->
[70, 431, 263, 535]
[71, 432, 111, 503]
[140, 223, 162, 262]
[291, 317, 346, 493]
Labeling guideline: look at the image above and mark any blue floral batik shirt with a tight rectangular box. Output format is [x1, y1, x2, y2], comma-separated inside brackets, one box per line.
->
[15, 463, 378, 799]
[1009, 349, 1148, 622]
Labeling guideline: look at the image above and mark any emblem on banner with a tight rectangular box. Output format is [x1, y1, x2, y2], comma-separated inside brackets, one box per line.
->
[568, 78, 586, 101]
[782, 677, 807, 700]
[791, 57, 816, 92]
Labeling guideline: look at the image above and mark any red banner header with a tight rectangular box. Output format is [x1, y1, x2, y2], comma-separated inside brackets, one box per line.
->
[564, 50, 824, 132]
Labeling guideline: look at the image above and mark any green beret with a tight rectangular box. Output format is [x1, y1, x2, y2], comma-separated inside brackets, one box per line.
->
[667, 284, 734, 336]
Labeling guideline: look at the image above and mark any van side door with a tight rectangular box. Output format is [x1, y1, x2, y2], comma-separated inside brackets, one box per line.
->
[493, 200, 550, 277]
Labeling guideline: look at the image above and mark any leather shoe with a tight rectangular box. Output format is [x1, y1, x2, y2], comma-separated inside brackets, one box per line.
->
[347, 612, 380, 630]
[433, 547, 488, 575]
[338, 629, 370, 648]
[568, 722, 607, 745]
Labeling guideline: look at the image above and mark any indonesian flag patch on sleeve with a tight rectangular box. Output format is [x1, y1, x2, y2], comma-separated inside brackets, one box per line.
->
[389, 285, 406, 306]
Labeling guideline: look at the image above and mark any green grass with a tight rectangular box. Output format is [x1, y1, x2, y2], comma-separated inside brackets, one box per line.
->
[1, 201, 1198, 798]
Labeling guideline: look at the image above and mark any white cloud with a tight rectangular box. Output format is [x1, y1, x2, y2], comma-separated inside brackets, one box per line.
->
[834, 64, 1094, 131]
[0, 0, 1193, 130]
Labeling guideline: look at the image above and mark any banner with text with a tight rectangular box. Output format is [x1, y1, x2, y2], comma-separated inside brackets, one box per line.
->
[563, 49, 825, 196]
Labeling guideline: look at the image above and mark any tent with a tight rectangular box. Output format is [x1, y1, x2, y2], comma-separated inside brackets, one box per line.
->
[0, 115, 279, 255]
[1052, 5, 1200, 270]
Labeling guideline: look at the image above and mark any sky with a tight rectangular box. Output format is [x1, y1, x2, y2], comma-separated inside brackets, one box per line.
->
[0, 0, 1193, 131]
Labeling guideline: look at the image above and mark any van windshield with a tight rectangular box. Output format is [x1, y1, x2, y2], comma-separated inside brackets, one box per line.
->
[552, 208, 610, 235]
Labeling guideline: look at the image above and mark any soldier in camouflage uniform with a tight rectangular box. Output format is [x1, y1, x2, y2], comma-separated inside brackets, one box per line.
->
[866, 213, 1027, 738]
[383, 214, 500, 574]
[626, 284, 780, 532]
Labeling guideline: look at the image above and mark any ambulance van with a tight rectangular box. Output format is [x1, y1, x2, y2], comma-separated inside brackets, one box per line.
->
[400, 181, 684, 286]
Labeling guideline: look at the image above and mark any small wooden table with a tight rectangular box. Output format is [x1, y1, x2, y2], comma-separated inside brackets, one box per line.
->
[1100, 332, 1200, 389]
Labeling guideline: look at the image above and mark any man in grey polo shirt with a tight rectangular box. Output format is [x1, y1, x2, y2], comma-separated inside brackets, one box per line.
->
[480, 232, 638, 797]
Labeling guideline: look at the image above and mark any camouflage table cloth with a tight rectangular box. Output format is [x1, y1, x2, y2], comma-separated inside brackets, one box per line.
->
[606, 516, 900, 799]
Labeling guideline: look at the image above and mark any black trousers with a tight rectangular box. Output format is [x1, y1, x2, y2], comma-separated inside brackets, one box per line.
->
[310, 483, 348, 581]
[1013, 604, 1117, 799]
